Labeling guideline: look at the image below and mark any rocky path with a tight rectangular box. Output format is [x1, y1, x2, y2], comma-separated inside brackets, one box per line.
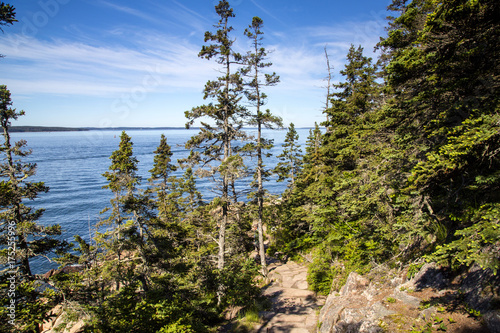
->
[254, 260, 325, 333]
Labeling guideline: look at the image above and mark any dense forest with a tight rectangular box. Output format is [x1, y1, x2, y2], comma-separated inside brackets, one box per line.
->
[0, 0, 499, 332]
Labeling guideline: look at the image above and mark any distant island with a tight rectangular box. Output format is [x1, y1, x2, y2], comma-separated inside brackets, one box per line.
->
[9, 126, 193, 132]
[10, 126, 89, 132]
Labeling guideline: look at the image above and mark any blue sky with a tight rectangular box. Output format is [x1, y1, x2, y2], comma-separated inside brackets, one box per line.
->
[0, 0, 391, 128]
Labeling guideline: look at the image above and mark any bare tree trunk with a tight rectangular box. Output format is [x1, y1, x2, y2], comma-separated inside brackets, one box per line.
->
[324, 46, 333, 130]
[257, 121, 268, 277]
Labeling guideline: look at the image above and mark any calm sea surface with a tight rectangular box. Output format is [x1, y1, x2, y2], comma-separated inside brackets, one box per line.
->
[10, 128, 310, 274]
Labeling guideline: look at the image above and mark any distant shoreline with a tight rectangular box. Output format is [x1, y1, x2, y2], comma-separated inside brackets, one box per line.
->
[9, 126, 191, 133]
[10, 126, 315, 133]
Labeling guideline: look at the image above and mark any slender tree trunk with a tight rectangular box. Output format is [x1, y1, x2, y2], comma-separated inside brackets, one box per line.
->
[218, 21, 231, 273]
[256, 120, 268, 277]
[324, 46, 332, 112]
[219, 65, 230, 272]
[18, 235, 32, 276]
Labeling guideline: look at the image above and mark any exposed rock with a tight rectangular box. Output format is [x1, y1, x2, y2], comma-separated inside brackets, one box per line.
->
[41, 302, 89, 333]
[418, 306, 437, 320]
[41, 264, 85, 280]
[460, 264, 500, 314]
[358, 323, 384, 333]
[340, 272, 369, 296]
[224, 305, 243, 320]
[484, 310, 500, 333]
[34, 280, 57, 293]
[389, 276, 403, 288]
[361, 283, 379, 301]
[319, 272, 394, 333]
[393, 288, 421, 308]
[331, 321, 362, 333]
[317, 262, 495, 333]
[42, 269, 57, 279]
[368, 302, 395, 320]
[405, 263, 448, 291]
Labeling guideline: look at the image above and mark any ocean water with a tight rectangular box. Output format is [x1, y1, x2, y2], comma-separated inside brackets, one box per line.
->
[9, 128, 310, 274]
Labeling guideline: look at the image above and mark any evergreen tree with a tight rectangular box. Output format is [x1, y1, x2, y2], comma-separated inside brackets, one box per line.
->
[0, 2, 16, 31]
[183, 0, 249, 276]
[270, 46, 389, 293]
[0, 85, 68, 277]
[322, 45, 379, 170]
[302, 122, 323, 179]
[381, 0, 500, 272]
[98, 131, 142, 290]
[274, 123, 302, 186]
[0, 85, 68, 333]
[0, 2, 16, 58]
[315, 45, 390, 280]
[241, 16, 282, 277]
[149, 134, 178, 223]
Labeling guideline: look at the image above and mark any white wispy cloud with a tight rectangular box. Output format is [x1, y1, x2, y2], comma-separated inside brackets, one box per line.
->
[0, 32, 214, 96]
[0, 8, 387, 126]
[97, 1, 167, 27]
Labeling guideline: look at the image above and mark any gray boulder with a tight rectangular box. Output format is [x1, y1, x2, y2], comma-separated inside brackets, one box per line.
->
[410, 263, 448, 291]
[484, 310, 500, 333]
[318, 272, 393, 333]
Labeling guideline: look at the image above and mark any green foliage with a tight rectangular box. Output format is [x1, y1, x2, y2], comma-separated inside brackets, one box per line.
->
[0, 2, 16, 30]
[384, 0, 500, 273]
[219, 258, 260, 307]
[157, 321, 195, 333]
[0, 0, 16, 60]
[268, 2, 500, 303]
[1, 85, 69, 277]
[84, 282, 200, 333]
[408, 263, 424, 279]
[103, 131, 139, 194]
[307, 252, 336, 295]
[274, 123, 302, 186]
[0, 277, 59, 333]
[430, 204, 500, 274]
[183, 1, 252, 281]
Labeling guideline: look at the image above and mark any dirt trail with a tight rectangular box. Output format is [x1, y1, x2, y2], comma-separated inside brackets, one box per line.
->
[254, 259, 325, 333]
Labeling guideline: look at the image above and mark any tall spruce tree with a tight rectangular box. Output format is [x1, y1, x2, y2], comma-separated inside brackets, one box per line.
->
[99, 131, 142, 290]
[183, 0, 249, 278]
[241, 16, 282, 277]
[0, 85, 67, 277]
[274, 123, 302, 187]
[149, 134, 178, 223]
[0, 86, 70, 333]
[317, 44, 387, 259]
[303, 122, 323, 178]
